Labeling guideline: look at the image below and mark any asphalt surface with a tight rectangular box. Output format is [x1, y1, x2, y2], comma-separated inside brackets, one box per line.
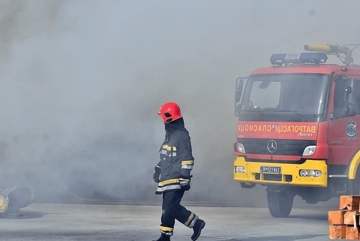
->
[0, 200, 338, 241]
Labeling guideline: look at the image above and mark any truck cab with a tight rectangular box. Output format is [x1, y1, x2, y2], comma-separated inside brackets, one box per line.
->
[233, 44, 360, 217]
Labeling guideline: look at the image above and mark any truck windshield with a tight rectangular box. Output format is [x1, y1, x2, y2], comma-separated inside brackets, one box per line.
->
[239, 73, 330, 122]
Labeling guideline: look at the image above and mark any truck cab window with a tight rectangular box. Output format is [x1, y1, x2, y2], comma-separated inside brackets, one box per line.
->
[240, 74, 329, 121]
[333, 78, 347, 118]
[248, 81, 281, 109]
[351, 79, 360, 115]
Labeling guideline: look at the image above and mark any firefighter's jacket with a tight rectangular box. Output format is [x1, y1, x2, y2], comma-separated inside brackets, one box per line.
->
[155, 118, 194, 194]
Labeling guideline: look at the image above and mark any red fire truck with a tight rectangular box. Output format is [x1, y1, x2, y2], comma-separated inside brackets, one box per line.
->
[233, 44, 360, 217]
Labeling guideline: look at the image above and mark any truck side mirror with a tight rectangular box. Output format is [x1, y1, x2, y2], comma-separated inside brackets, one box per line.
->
[344, 79, 357, 116]
[235, 77, 247, 116]
[344, 104, 356, 116]
[235, 78, 244, 103]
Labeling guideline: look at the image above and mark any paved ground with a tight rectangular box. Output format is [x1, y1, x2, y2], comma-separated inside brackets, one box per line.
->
[0, 201, 337, 241]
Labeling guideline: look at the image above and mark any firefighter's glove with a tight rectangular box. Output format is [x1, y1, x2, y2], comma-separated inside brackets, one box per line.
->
[179, 178, 191, 191]
[153, 166, 161, 183]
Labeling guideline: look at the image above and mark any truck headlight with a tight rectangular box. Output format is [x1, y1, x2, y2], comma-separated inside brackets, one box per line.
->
[303, 146, 316, 156]
[234, 143, 246, 153]
[234, 166, 245, 173]
[299, 169, 322, 177]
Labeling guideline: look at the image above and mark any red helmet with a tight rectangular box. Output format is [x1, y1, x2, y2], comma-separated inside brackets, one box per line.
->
[157, 102, 182, 123]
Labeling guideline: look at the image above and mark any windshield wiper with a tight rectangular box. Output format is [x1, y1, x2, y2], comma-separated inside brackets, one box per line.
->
[273, 110, 307, 121]
[241, 109, 267, 121]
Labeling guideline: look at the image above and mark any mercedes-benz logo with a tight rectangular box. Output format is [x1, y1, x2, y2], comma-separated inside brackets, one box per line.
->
[267, 140, 277, 153]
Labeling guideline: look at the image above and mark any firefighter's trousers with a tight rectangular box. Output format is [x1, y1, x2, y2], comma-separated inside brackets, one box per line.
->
[159, 190, 198, 236]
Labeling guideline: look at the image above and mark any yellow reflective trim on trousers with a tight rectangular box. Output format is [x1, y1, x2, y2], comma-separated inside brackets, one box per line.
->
[159, 226, 173, 232]
[184, 212, 194, 226]
[182, 160, 194, 165]
[179, 178, 190, 182]
[158, 179, 180, 187]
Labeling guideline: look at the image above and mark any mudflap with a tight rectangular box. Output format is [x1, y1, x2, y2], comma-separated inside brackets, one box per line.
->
[1, 187, 33, 216]
[240, 182, 256, 189]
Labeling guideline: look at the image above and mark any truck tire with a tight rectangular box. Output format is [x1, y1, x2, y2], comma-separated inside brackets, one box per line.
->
[267, 190, 294, 217]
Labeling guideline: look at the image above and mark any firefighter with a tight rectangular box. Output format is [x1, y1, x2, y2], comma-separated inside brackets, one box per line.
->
[153, 102, 206, 241]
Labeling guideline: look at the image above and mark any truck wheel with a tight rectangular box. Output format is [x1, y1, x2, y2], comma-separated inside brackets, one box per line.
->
[267, 190, 294, 217]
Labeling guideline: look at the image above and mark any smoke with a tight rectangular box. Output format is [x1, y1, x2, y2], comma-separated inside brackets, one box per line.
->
[0, 0, 359, 206]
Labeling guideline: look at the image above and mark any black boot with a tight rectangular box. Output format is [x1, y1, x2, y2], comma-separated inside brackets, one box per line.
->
[153, 233, 171, 241]
[191, 219, 205, 241]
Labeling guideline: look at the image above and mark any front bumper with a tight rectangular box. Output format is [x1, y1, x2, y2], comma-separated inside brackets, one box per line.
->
[234, 156, 328, 187]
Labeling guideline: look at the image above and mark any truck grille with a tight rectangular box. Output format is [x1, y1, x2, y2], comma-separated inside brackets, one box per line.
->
[254, 173, 293, 182]
[238, 138, 316, 156]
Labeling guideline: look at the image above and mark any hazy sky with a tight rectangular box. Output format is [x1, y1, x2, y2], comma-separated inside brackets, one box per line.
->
[0, 0, 359, 204]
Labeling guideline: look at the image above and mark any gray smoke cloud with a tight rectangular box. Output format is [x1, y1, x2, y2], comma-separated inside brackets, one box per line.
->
[0, 0, 359, 207]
